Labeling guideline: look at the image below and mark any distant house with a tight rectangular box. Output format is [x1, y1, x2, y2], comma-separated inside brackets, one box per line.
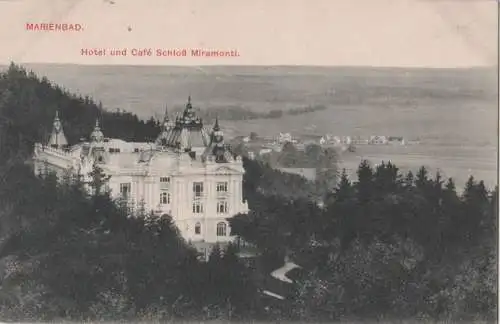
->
[319, 137, 327, 145]
[369, 136, 388, 145]
[277, 132, 293, 144]
[351, 136, 369, 145]
[242, 136, 250, 143]
[341, 136, 352, 145]
[329, 136, 340, 145]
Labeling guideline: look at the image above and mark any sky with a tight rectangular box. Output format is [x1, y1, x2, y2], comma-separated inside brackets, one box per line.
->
[0, 0, 497, 67]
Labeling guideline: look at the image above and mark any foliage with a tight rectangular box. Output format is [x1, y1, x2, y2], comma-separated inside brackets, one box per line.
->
[169, 104, 327, 122]
[0, 63, 160, 163]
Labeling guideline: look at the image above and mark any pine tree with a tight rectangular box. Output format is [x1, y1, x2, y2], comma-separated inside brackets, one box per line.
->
[404, 170, 414, 188]
[445, 177, 456, 192]
[415, 166, 429, 189]
[356, 160, 374, 203]
[332, 169, 352, 203]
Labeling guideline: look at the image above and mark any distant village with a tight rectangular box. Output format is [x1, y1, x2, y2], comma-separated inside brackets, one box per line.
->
[232, 132, 419, 160]
[230, 132, 419, 183]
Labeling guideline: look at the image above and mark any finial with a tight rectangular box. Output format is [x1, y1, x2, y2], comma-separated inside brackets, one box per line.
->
[91, 118, 104, 143]
[163, 103, 169, 122]
[213, 116, 220, 131]
[188, 95, 191, 105]
[52, 110, 63, 133]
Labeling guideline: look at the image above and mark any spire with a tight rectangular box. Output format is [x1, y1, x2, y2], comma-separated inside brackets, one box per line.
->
[48, 110, 68, 148]
[163, 103, 169, 122]
[181, 95, 197, 124]
[90, 118, 104, 143]
[203, 116, 231, 163]
[211, 116, 224, 145]
[156, 103, 175, 146]
[185, 95, 193, 112]
[213, 116, 220, 132]
[161, 103, 172, 131]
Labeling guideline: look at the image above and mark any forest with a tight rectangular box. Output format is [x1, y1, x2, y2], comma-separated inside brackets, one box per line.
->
[168, 104, 327, 122]
[0, 63, 497, 322]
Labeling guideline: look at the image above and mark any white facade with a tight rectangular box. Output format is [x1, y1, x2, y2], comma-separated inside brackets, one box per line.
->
[33, 98, 249, 245]
[277, 132, 293, 144]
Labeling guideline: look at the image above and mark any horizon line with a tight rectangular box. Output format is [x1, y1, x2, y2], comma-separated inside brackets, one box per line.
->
[0, 62, 496, 71]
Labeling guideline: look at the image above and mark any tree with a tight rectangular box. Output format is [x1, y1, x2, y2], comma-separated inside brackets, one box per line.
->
[88, 163, 111, 197]
[356, 160, 374, 203]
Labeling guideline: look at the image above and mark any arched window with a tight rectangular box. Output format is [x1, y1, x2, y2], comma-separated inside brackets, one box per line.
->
[216, 222, 227, 236]
[195, 222, 201, 235]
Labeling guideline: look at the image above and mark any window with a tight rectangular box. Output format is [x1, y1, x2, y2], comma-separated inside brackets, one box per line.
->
[120, 183, 131, 199]
[134, 148, 139, 153]
[217, 200, 228, 214]
[192, 201, 203, 214]
[160, 177, 170, 190]
[193, 182, 204, 197]
[195, 222, 201, 235]
[216, 182, 228, 192]
[109, 148, 121, 153]
[160, 192, 170, 204]
[216, 222, 227, 236]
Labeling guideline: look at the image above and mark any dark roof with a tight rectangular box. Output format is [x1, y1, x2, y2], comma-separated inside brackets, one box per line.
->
[160, 97, 211, 150]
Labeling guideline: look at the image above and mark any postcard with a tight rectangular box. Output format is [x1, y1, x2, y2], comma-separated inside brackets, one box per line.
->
[0, 0, 497, 322]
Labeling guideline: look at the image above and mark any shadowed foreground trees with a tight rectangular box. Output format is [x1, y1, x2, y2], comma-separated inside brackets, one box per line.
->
[0, 162, 260, 321]
[230, 160, 497, 322]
